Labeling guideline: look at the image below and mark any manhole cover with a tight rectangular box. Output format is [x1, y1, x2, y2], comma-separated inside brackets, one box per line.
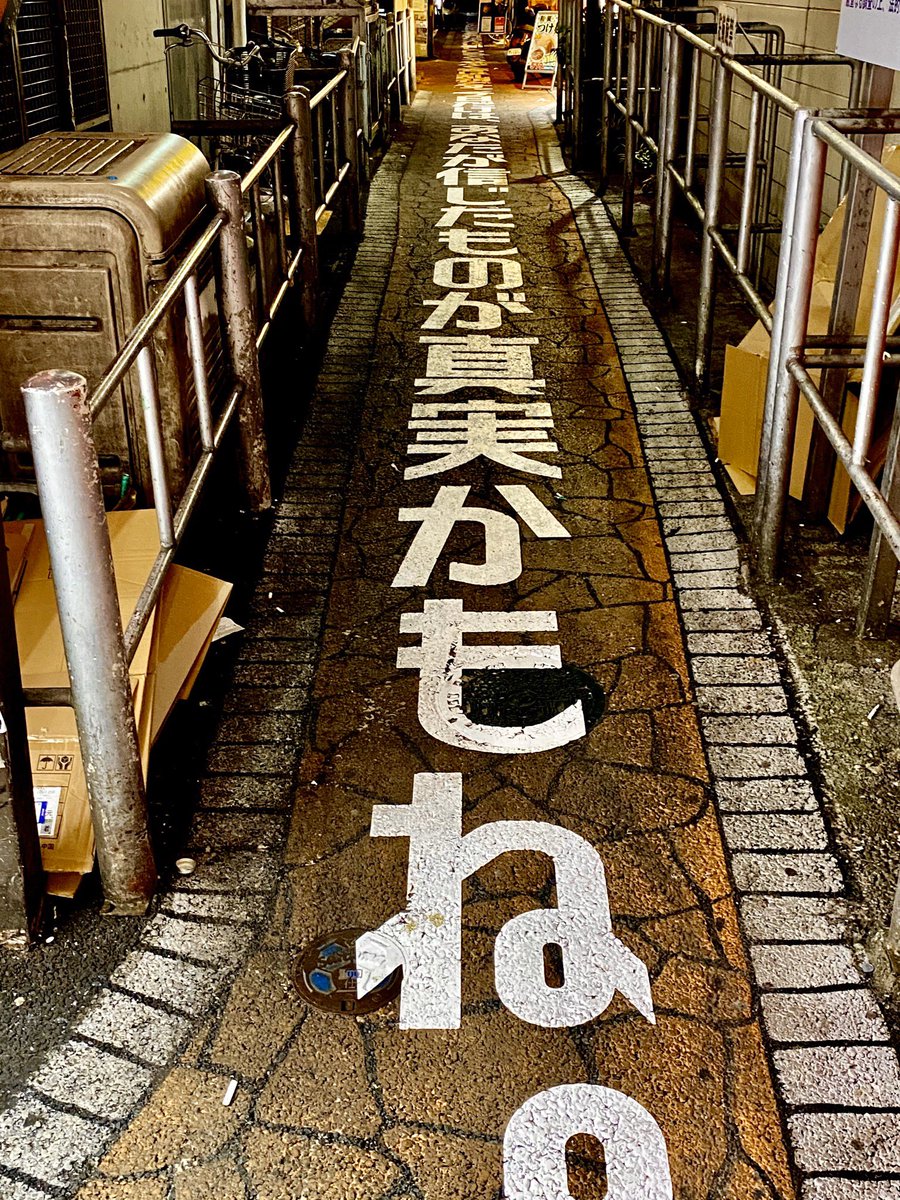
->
[292, 927, 402, 1015]
[461, 664, 606, 731]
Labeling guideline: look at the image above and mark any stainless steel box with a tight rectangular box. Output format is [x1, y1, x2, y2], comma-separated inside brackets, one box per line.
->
[0, 131, 214, 500]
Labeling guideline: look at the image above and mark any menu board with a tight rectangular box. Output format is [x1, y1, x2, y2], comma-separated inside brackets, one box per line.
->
[522, 11, 558, 87]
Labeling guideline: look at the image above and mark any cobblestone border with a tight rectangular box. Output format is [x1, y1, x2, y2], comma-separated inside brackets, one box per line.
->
[531, 106, 900, 1200]
[0, 111, 419, 1200]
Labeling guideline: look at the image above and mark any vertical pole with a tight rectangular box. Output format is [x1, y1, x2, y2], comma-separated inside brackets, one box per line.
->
[231, 0, 248, 47]
[285, 88, 321, 333]
[357, 40, 371, 188]
[755, 109, 807, 510]
[683, 46, 700, 192]
[694, 57, 732, 392]
[858, 383, 900, 637]
[736, 89, 762, 277]
[803, 63, 896, 519]
[653, 28, 680, 294]
[407, 9, 417, 95]
[21, 371, 156, 916]
[621, 12, 638, 236]
[206, 171, 272, 513]
[398, 10, 410, 107]
[599, 0, 613, 189]
[754, 117, 826, 580]
[340, 52, 362, 235]
[887, 824, 900, 974]
[0, 520, 43, 944]
[573, 0, 580, 162]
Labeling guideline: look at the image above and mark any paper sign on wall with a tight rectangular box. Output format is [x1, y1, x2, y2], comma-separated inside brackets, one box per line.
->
[716, 5, 738, 54]
[837, 0, 900, 72]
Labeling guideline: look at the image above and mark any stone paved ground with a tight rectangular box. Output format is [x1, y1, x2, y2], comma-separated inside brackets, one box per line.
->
[0, 30, 898, 1200]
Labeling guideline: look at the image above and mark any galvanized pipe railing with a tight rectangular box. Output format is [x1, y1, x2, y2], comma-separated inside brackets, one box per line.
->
[22, 372, 158, 916]
[14, 162, 272, 916]
[755, 112, 900, 623]
[751, 111, 900, 967]
[574, 0, 861, 392]
[171, 37, 366, 344]
[0, 22, 389, 921]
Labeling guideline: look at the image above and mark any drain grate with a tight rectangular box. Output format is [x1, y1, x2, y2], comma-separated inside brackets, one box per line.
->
[292, 928, 402, 1015]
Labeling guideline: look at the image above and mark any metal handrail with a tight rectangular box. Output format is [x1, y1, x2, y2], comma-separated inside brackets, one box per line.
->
[0, 15, 406, 915]
[89, 217, 226, 421]
[754, 108, 900, 634]
[566, 0, 862, 390]
[309, 67, 348, 110]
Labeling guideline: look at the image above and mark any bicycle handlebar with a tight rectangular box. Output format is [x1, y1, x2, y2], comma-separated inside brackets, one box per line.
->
[152, 23, 263, 66]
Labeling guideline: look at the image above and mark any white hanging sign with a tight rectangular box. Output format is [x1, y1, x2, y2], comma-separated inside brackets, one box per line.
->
[837, 0, 900, 71]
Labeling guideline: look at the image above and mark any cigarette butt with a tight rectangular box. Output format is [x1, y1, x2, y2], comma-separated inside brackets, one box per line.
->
[222, 1079, 238, 1107]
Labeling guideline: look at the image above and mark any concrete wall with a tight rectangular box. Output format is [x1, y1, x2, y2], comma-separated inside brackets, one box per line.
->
[101, 0, 172, 134]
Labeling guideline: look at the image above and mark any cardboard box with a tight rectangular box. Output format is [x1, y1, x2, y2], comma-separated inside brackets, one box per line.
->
[718, 146, 900, 529]
[8, 511, 231, 893]
[4, 521, 34, 600]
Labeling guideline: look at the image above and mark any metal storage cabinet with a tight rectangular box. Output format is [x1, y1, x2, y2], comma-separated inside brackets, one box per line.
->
[0, 131, 213, 502]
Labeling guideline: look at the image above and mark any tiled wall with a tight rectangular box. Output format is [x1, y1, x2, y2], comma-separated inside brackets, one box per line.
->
[695, 0, 900, 286]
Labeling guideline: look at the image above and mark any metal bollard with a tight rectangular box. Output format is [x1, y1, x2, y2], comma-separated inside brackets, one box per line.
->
[285, 88, 321, 332]
[754, 116, 826, 580]
[0, 519, 44, 943]
[206, 171, 272, 515]
[694, 57, 732, 392]
[340, 52, 362, 236]
[21, 371, 156, 916]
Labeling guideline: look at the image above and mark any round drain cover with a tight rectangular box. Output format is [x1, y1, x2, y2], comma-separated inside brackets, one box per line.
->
[292, 927, 402, 1015]
[461, 664, 606, 732]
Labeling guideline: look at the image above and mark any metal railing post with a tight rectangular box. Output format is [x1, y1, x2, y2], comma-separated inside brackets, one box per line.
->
[859, 383, 900, 637]
[803, 64, 896, 519]
[21, 370, 156, 916]
[754, 116, 826, 580]
[407, 9, 416, 96]
[653, 27, 680, 293]
[570, 0, 583, 165]
[887, 843, 900, 974]
[206, 171, 272, 514]
[340, 52, 362, 235]
[357, 42, 371, 187]
[754, 109, 807, 521]
[285, 87, 321, 332]
[694, 56, 732, 391]
[398, 16, 410, 107]
[599, 0, 614, 189]
[0, 520, 44, 944]
[622, 11, 639, 236]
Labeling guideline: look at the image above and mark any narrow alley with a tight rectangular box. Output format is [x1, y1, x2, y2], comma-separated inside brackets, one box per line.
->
[0, 26, 897, 1200]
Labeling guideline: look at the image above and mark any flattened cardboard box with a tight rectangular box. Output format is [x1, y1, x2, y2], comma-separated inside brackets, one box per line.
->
[9, 511, 231, 892]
